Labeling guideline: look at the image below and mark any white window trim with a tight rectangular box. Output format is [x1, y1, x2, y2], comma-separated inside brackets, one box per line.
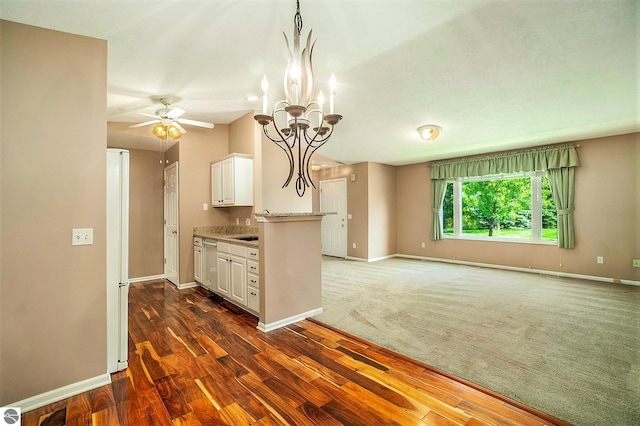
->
[443, 172, 556, 245]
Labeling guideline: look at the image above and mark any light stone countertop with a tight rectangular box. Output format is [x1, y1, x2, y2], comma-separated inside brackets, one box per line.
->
[193, 225, 259, 248]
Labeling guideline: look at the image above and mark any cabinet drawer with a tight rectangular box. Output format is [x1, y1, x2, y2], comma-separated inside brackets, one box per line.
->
[247, 272, 260, 288]
[247, 284, 259, 313]
[217, 241, 230, 253]
[247, 260, 259, 275]
[193, 237, 203, 247]
[246, 248, 259, 260]
[230, 244, 246, 257]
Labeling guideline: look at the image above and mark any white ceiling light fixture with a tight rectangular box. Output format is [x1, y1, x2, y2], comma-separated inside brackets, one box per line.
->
[254, 0, 343, 197]
[417, 124, 442, 141]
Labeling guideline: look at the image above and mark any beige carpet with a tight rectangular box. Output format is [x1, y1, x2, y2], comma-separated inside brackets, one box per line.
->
[313, 256, 640, 425]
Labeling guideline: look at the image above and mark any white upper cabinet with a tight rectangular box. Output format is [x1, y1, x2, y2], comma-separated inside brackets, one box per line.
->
[211, 153, 253, 206]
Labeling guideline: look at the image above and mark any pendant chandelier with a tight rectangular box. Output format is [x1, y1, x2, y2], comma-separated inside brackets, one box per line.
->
[254, 0, 342, 197]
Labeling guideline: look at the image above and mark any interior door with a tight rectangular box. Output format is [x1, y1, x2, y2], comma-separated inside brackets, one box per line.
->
[320, 178, 347, 257]
[164, 162, 179, 285]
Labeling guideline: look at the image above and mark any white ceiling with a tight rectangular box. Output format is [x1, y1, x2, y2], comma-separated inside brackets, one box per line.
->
[1, 0, 638, 165]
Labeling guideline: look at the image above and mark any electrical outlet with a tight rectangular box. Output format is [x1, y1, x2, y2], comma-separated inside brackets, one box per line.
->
[597, 256, 604, 264]
[352, 243, 356, 249]
[235, 218, 239, 225]
[245, 218, 251, 225]
[72, 228, 93, 246]
[421, 242, 426, 248]
[633, 259, 640, 268]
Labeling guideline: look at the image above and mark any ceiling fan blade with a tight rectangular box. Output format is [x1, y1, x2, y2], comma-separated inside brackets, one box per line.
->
[167, 107, 185, 119]
[173, 122, 187, 134]
[140, 112, 159, 118]
[177, 118, 215, 129]
[129, 119, 159, 128]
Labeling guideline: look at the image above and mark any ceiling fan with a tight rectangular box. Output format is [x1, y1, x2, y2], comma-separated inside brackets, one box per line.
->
[129, 97, 214, 140]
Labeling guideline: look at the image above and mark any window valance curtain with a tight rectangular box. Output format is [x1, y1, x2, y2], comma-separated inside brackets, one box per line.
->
[430, 143, 579, 180]
[429, 143, 579, 248]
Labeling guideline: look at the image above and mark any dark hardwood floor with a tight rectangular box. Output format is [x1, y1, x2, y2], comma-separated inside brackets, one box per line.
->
[23, 280, 568, 425]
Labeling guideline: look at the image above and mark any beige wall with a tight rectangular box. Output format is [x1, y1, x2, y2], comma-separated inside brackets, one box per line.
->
[368, 163, 397, 259]
[260, 218, 323, 325]
[1, 21, 107, 404]
[397, 133, 640, 282]
[314, 162, 369, 258]
[177, 126, 230, 284]
[127, 149, 165, 278]
[314, 134, 638, 282]
[228, 112, 258, 226]
[260, 132, 312, 213]
[229, 111, 257, 155]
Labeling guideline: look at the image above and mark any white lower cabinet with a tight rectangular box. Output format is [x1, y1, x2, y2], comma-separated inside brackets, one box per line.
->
[194, 237, 203, 284]
[247, 275, 260, 314]
[217, 242, 231, 296]
[215, 242, 259, 315]
[246, 248, 260, 314]
[216, 256, 230, 295]
[229, 254, 247, 306]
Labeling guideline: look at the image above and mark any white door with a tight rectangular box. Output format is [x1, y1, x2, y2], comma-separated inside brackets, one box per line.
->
[320, 178, 347, 257]
[164, 162, 179, 285]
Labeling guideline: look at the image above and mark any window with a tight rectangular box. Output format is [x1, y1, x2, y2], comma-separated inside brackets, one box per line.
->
[442, 172, 557, 243]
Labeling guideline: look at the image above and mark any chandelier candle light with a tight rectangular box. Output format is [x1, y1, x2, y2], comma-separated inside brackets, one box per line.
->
[254, 0, 342, 197]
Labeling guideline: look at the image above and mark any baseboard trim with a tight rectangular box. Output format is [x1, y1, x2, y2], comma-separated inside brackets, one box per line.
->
[367, 254, 396, 262]
[257, 307, 324, 333]
[396, 254, 640, 286]
[10, 373, 111, 412]
[175, 281, 198, 289]
[129, 274, 165, 283]
[345, 256, 368, 262]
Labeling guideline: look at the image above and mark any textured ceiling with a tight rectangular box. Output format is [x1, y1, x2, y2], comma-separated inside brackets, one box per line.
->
[1, 0, 638, 165]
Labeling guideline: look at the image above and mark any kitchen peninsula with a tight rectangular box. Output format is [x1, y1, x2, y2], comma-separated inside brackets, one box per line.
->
[254, 212, 333, 332]
[193, 212, 332, 332]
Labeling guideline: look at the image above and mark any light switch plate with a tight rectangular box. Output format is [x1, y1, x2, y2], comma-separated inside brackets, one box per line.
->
[72, 228, 93, 246]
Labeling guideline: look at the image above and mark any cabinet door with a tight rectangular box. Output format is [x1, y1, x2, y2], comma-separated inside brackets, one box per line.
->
[247, 284, 259, 314]
[211, 161, 223, 206]
[221, 158, 234, 205]
[216, 254, 230, 296]
[229, 255, 246, 306]
[194, 246, 203, 283]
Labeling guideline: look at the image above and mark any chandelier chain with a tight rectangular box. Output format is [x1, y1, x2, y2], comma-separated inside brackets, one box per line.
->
[294, 0, 303, 35]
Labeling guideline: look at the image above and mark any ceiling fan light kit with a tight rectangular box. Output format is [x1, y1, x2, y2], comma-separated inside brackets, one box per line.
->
[130, 97, 214, 141]
[152, 123, 183, 140]
[254, 0, 343, 197]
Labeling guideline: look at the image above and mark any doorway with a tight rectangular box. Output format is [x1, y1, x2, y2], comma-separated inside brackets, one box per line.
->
[320, 178, 347, 257]
[164, 162, 179, 285]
